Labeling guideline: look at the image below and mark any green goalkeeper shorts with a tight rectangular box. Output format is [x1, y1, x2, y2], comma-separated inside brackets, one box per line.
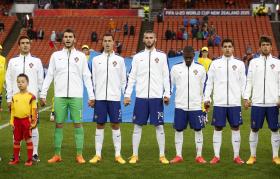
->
[54, 97, 83, 123]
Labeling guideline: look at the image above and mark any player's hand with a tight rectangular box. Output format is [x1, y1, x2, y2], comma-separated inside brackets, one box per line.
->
[124, 97, 131, 106]
[88, 99, 95, 108]
[277, 101, 280, 108]
[40, 98, 46, 107]
[244, 99, 251, 110]
[30, 117, 37, 129]
[7, 102, 11, 112]
[163, 96, 170, 105]
[204, 101, 211, 112]
[30, 123, 37, 129]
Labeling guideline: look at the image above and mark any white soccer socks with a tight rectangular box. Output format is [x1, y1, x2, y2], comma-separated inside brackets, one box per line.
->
[213, 130, 222, 158]
[271, 131, 280, 158]
[175, 131, 183, 157]
[112, 129, 121, 157]
[95, 128, 104, 157]
[132, 124, 142, 156]
[195, 130, 203, 157]
[32, 127, 39, 156]
[249, 130, 258, 157]
[156, 125, 165, 157]
[232, 130, 241, 158]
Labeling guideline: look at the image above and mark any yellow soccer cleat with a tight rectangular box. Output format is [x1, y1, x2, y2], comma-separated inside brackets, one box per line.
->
[128, 155, 139, 164]
[246, 156, 256, 165]
[272, 157, 280, 165]
[159, 156, 169, 164]
[89, 155, 101, 164]
[76, 155, 86, 164]
[115, 156, 126, 164]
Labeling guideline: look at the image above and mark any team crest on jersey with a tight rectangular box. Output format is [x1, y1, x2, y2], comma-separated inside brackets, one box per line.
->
[271, 64, 275, 69]
[193, 69, 198, 75]
[113, 61, 117, 67]
[232, 65, 237, 71]
[29, 63, 34, 68]
[154, 58, 159, 63]
[74, 57, 79, 62]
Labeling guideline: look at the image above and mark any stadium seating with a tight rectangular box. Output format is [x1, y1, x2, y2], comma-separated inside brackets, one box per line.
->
[6, 16, 141, 65]
[172, 0, 252, 9]
[0, 16, 16, 45]
[154, 16, 278, 58]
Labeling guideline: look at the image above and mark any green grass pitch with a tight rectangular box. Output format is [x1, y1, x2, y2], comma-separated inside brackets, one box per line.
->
[0, 87, 279, 178]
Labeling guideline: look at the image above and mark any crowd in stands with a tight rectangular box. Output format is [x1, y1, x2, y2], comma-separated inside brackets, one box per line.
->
[39, 0, 129, 9]
[31, 17, 135, 55]
[165, 16, 221, 54]
[162, 0, 237, 9]
[20, 15, 45, 42]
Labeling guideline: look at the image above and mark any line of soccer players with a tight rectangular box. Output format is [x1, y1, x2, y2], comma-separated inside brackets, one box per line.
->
[6, 29, 280, 166]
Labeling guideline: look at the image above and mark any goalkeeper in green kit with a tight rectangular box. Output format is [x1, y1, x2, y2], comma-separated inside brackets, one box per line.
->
[40, 29, 95, 164]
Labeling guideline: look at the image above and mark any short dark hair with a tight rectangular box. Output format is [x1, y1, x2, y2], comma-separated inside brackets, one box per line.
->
[259, 36, 272, 46]
[102, 33, 114, 41]
[183, 46, 194, 54]
[17, 73, 29, 83]
[63, 28, 75, 38]
[18, 35, 30, 45]
[144, 30, 156, 36]
[222, 38, 234, 47]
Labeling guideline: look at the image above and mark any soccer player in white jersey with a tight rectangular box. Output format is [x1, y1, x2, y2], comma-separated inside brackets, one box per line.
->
[204, 38, 246, 164]
[169, 46, 207, 164]
[6, 35, 44, 162]
[244, 36, 280, 165]
[124, 30, 171, 164]
[89, 34, 127, 164]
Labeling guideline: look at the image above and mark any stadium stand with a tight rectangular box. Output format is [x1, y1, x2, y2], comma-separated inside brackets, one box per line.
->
[0, 1, 16, 45]
[6, 16, 141, 65]
[172, 0, 252, 9]
[154, 15, 278, 58]
[0, 16, 16, 45]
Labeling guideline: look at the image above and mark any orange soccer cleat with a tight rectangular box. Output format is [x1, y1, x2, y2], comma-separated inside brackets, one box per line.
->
[210, 156, 220, 164]
[195, 156, 207, 164]
[76, 155, 86, 164]
[8, 160, 19, 165]
[170, 156, 183, 164]
[24, 160, 33, 166]
[48, 155, 62, 163]
[234, 156, 244, 165]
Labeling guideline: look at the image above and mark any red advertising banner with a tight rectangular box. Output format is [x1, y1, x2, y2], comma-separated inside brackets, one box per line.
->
[34, 9, 138, 17]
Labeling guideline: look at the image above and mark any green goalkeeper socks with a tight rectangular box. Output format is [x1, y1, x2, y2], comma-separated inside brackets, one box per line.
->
[54, 128, 63, 156]
[75, 127, 84, 155]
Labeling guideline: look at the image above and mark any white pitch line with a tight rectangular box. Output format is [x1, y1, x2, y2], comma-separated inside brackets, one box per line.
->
[0, 105, 52, 130]
[0, 123, 9, 130]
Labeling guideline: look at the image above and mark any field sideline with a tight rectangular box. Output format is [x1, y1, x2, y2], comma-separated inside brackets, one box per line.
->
[0, 87, 279, 178]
